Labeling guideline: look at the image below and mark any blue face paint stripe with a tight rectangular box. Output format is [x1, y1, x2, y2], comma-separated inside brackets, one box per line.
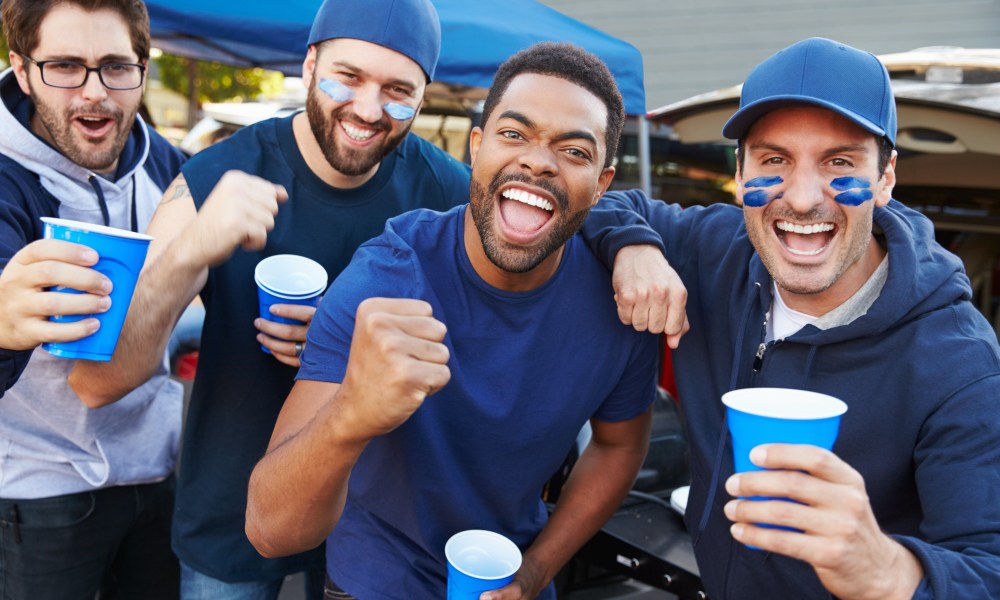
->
[744, 191, 783, 208]
[318, 78, 354, 102]
[319, 78, 416, 122]
[830, 177, 871, 192]
[383, 102, 416, 121]
[744, 176, 783, 188]
[742, 176, 783, 207]
[830, 177, 873, 206]
[835, 190, 874, 206]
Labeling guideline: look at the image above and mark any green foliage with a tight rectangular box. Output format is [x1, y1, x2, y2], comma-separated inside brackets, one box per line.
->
[154, 54, 283, 104]
[0, 29, 9, 69]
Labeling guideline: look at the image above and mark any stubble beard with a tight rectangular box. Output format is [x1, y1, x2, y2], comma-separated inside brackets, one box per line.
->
[29, 80, 134, 172]
[305, 80, 410, 177]
[747, 203, 872, 296]
[469, 171, 589, 274]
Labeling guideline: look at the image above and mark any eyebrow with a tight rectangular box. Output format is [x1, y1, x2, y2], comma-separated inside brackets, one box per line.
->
[39, 53, 138, 64]
[748, 142, 870, 155]
[497, 109, 599, 147]
[327, 60, 419, 91]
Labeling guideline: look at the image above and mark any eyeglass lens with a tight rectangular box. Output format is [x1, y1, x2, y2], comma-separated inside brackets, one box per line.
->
[39, 61, 143, 90]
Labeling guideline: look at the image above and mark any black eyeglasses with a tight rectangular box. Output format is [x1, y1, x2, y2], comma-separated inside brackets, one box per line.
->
[22, 55, 145, 91]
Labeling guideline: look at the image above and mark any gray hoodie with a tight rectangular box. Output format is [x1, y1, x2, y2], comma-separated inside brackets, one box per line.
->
[0, 68, 183, 498]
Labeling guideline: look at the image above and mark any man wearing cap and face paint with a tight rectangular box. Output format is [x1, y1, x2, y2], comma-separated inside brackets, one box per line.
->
[68, 0, 471, 597]
[583, 38, 1000, 598]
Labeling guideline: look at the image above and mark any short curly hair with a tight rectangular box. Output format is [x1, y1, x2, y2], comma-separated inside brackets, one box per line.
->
[2, 0, 151, 61]
[480, 42, 625, 168]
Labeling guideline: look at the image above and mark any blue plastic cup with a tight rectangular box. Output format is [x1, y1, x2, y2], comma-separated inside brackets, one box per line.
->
[723, 387, 847, 541]
[40, 217, 153, 362]
[445, 530, 522, 600]
[254, 255, 328, 354]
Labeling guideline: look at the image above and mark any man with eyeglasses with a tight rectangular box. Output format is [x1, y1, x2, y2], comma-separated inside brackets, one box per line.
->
[68, 0, 472, 597]
[0, 0, 185, 598]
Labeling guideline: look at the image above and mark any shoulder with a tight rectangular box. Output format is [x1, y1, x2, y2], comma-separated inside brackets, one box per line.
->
[396, 134, 471, 185]
[0, 152, 58, 218]
[142, 124, 187, 190]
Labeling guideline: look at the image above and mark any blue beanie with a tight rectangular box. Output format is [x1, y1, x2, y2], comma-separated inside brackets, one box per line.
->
[307, 0, 441, 82]
[723, 38, 897, 147]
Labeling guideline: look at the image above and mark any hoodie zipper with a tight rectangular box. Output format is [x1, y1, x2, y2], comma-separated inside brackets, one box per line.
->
[752, 308, 769, 372]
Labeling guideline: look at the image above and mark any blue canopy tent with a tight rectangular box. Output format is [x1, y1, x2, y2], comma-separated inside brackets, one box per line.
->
[144, 0, 653, 191]
[144, 0, 646, 116]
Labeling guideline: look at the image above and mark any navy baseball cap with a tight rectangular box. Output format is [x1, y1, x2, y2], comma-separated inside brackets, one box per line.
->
[722, 37, 896, 147]
[307, 0, 441, 82]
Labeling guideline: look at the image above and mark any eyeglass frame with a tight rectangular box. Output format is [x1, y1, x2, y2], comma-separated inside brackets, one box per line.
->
[20, 55, 146, 91]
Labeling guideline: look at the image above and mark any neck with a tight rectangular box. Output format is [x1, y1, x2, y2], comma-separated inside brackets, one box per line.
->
[292, 112, 378, 189]
[462, 208, 564, 292]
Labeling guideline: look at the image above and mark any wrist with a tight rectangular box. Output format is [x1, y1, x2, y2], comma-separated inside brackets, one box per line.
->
[869, 540, 923, 600]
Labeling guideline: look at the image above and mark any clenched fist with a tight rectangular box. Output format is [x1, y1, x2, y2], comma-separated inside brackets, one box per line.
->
[335, 298, 451, 441]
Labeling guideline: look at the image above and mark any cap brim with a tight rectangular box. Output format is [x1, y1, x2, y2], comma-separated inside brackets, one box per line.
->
[722, 96, 887, 140]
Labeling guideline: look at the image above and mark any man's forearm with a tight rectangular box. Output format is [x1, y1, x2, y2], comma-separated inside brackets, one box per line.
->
[246, 382, 368, 558]
[519, 419, 651, 595]
[68, 236, 206, 407]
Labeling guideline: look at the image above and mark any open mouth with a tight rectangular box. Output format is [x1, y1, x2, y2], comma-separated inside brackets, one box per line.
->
[775, 220, 836, 256]
[497, 186, 555, 238]
[75, 115, 114, 138]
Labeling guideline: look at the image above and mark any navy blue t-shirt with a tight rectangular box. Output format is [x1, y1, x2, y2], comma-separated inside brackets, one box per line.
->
[174, 114, 471, 581]
[299, 205, 658, 599]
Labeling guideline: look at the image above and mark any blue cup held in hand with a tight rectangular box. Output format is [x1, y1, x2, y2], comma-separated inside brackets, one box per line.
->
[445, 530, 522, 600]
[254, 255, 328, 354]
[41, 217, 152, 362]
[723, 387, 847, 542]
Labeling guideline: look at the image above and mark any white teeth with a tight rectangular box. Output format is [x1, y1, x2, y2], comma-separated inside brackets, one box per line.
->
[342, 122, 375, 141]
[502, 188, 553, 211]
[80, 117, 104, 122]
[776, 221, 833, 235]
[787, 246, 826, 256]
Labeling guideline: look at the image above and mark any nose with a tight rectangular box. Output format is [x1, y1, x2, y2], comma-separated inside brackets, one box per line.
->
[350, 84, 385, 124]
[79, 69, 108, 102]
[519, 143, 558, 178]
[781, 166, 827, 214]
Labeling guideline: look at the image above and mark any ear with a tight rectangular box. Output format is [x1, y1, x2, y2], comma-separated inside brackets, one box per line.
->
[10, 53, 31, 96]
[301, 45, 318, 90]
[874, 149, 897, 208]
[733, 151, 747, 207]
[468, 126, 483, 167]
[592, 166, 616, 206]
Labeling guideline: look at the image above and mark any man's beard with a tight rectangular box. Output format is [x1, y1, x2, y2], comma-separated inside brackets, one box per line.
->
[469, 171, 589, 273]
[306, 80, 411, 177]
[29, 80, 133, 172]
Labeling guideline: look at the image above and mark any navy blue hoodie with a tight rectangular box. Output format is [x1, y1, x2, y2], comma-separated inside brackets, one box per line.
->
[584, 189, 1000, 599]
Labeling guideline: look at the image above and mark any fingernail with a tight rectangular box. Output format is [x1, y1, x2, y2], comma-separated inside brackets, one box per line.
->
[724, 500, 737, 519]
[254, 319, 261, 328]
[750, 446, 767, 465]
[83, 249, 99, 263]
[100, 278, 113, 293]
[98, 296, 112, 311]
[731, 523, 744, 538]
[725, 474, 740, 495]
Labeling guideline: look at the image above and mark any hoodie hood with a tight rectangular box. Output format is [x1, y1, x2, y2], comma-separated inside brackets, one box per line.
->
[0, 67, 156, 229]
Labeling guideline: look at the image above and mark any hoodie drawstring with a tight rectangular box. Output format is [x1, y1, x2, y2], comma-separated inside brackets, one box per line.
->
[87, 175, 110, 227]
[87, 174, 139, 232]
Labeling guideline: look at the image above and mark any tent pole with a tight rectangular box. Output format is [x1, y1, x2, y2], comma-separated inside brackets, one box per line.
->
[637, 115, 652, 197]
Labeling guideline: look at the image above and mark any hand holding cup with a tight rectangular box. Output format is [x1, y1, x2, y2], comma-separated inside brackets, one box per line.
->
[0, 238, 113, 350]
